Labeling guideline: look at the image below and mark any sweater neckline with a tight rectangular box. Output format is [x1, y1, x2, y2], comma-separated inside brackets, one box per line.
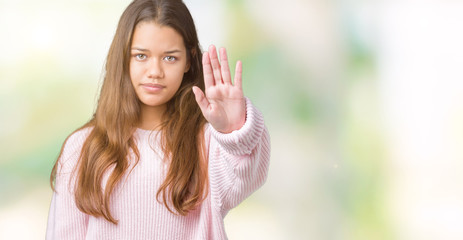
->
[135, 128, 160, 137]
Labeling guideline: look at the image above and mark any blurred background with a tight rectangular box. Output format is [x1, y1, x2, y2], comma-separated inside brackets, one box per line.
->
[1, 0, 463, 239]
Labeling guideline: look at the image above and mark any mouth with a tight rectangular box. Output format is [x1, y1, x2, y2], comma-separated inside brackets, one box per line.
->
[141, 83, 165, 92]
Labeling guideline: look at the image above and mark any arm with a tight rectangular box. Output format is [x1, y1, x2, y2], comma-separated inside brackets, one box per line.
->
[208, 97, 270, 214]
[193, 45, 270, 214]
[46, 130, 90, 240]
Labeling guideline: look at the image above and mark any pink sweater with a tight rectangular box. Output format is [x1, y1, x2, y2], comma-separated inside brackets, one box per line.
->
[46, 98, 270, 240]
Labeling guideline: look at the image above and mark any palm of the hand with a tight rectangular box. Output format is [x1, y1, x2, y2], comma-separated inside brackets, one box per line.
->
[192, 45, 246, 133]
[203, 84, 245, 133]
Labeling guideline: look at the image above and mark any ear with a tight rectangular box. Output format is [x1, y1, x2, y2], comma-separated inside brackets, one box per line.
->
[184, 48, 196, 73]
[184, 60, 190, 73]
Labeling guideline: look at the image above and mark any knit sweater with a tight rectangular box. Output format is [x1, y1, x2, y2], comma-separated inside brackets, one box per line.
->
[46, 98, 270, 240]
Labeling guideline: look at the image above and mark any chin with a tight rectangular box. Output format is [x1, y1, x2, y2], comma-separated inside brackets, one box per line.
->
[139, 97, 169, 108]
[141, 101, 166, 107]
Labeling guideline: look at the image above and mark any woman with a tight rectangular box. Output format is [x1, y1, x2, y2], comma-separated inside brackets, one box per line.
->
[46, 0, 270, 239]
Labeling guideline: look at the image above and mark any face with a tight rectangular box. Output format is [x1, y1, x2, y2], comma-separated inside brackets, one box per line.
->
[130, 21, 189, 113]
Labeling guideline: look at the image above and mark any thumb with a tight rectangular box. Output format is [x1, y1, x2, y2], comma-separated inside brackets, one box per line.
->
[192, 86, 210, 116]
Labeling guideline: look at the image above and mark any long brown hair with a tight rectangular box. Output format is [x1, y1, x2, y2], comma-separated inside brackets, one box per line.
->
[50, 0, 208, 224]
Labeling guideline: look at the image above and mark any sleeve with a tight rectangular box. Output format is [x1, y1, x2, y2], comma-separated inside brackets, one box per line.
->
[46, 129, 90, 240]
[207, 97, 271, 215]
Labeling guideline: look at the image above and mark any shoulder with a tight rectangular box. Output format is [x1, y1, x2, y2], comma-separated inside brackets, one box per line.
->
[63, 127, 93, 152]
[58, 127, 93, 173]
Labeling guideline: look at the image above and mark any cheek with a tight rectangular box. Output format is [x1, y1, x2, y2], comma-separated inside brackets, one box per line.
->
[172, 70, 186, 90]
[129, 61, 144, 81]
[170, 64, 187, 80]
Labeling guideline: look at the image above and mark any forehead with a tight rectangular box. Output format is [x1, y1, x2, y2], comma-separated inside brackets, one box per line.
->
[131, 21, 185, 51]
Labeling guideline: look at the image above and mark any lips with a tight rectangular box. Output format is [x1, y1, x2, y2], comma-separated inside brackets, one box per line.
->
[141, 83, 165, 92]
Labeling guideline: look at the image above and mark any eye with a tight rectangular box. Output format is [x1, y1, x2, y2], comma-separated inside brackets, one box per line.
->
[134, 54, 147, 60]
[164, 56, 177, 62]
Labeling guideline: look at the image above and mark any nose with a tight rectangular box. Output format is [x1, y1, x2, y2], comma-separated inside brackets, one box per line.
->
[147, 59, 164, 79]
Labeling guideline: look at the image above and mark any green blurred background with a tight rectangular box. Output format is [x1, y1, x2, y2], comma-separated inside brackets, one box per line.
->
[1, 0, 463, 239]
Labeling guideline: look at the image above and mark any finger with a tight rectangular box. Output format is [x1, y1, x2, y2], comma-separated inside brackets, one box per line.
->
[192, 86, 210, 117]
[234, 60, 243, 90]
[208, 45, 223, 84]
[220, 47, 232, 85]
[202, 52, 214, 88]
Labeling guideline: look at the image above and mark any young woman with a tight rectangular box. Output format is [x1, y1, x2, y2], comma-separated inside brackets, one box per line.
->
[46, 0, 270, 239]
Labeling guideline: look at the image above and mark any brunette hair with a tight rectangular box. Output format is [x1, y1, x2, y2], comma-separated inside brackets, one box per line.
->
[50, 0, 207, 224]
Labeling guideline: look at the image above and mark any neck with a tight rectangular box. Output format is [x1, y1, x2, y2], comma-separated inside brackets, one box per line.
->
[138, 103, 166, 130]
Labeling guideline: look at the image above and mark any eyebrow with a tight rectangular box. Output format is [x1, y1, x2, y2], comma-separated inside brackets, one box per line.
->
[164, 49, 182, 54]
[131, 47, 149, 52]
[131, 48, 182, 54]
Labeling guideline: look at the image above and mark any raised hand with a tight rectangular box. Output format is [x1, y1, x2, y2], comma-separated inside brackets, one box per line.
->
[192, 45, 246, 134]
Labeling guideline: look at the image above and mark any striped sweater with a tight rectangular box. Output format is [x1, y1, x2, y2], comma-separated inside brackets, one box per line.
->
[46, 98, 270, 240]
